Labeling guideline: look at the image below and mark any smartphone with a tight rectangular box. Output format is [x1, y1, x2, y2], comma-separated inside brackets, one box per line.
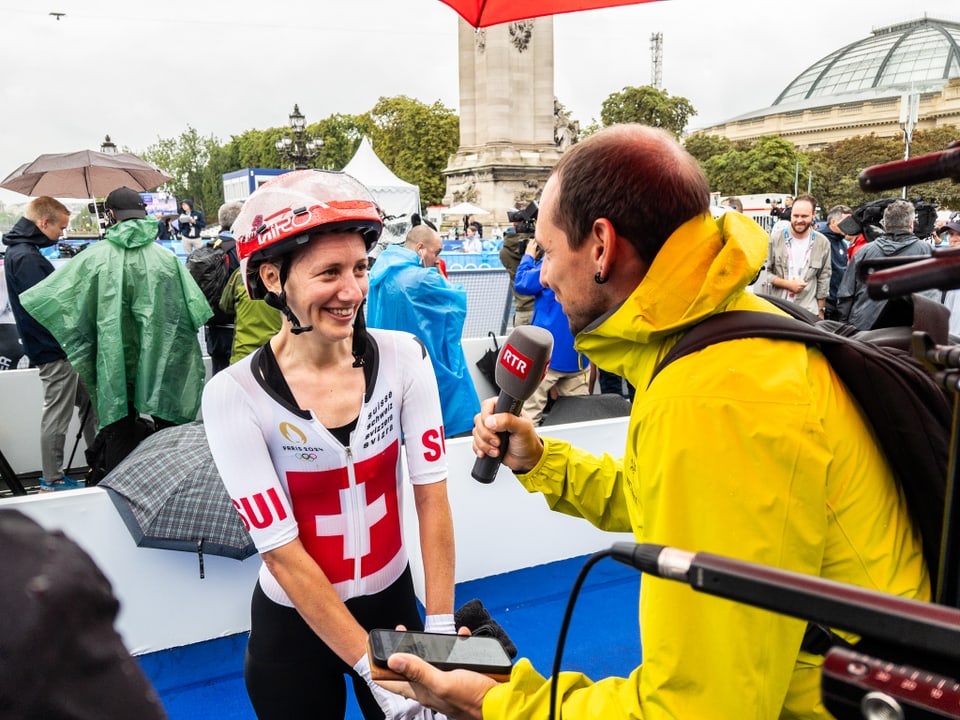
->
[367, 629, 513, 682]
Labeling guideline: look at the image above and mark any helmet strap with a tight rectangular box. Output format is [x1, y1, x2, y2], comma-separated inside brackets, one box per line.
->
[351, 300, 368, 368]
[264, 257, 314, 335]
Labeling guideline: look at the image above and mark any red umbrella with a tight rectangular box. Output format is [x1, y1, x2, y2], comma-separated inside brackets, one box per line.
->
[437, 0, 661, 27]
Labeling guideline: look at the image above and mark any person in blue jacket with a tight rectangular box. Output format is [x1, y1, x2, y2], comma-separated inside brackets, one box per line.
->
[367, 225, 481, 436]
[514, 236, 589, 425]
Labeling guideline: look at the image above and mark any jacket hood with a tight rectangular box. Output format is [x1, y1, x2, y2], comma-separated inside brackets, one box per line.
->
[368, 244, 421, 289]
[104, 217, 160, 248]
[576, 211, 770, 374]
[2, 216, 57, 249]
[875, 231, 921, 255]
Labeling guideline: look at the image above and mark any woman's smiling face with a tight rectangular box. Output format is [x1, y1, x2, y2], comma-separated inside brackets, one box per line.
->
[280, 232, 370, 341]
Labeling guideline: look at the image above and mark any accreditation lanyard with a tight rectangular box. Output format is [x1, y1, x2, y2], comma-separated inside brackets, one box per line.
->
[785, 232, 813, 276]
[785, 231, 812, 298]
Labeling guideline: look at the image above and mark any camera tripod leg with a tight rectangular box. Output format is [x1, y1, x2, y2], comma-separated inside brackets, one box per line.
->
[0, 446, 27, 496]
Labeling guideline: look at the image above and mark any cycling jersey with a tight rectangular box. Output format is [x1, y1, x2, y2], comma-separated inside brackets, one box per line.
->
[202, 328, 448, 605]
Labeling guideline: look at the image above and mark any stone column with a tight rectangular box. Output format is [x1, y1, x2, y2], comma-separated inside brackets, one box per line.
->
[445, 17, 564, 226]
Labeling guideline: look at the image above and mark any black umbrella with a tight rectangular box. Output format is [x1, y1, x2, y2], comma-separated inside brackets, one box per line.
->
[100, 422, 256, 578]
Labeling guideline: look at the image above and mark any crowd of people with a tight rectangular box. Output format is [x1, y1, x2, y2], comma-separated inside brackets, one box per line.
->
[2, 124, 957, 720]
[743, 192, 951, 330]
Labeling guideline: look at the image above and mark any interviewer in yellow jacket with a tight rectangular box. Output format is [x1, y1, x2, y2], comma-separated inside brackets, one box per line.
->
[380, 124, 929, 719]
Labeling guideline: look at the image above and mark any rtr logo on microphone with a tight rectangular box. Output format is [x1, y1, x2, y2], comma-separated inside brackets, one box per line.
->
[500, 343, 532, 380]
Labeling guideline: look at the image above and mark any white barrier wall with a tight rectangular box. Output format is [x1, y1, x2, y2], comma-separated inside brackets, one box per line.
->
[2, 334, 632, 655]
[5, 415, 630, 655]
[0, 367, 93, 475]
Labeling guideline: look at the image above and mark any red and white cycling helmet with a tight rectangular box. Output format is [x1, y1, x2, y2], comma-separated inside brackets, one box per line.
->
[233, 169, 383, 300]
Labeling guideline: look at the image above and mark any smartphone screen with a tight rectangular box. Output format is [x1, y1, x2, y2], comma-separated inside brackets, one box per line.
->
[368, 629, 512, 677]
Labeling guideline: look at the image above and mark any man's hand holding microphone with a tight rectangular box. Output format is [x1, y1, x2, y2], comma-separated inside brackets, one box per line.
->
[470, 325, 553, 483]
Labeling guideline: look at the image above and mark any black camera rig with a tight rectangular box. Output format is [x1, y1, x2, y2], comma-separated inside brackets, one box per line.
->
[507, 200, 539, 235]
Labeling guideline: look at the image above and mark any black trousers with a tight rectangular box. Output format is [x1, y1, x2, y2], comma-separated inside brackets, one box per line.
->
[245, 566, 424, 720]
[206, 324, 235, 375]
[86, 408, 169, 485]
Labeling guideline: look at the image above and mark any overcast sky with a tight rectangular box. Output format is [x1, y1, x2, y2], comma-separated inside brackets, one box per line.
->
[1, 0, 958, 205]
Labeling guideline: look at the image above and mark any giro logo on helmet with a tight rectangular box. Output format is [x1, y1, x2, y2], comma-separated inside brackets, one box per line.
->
[255, 204, 333, 246]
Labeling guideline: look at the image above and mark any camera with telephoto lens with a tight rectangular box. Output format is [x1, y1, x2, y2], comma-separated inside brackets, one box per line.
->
[507, 201, 539, 235]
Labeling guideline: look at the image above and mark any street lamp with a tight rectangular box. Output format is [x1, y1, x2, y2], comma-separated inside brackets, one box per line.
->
[275, 104, 322, 170]
[100, 134, 118, 154]
[899, 91, 920, 199]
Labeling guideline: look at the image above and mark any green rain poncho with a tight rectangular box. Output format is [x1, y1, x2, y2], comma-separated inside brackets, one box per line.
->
[20, 218, 212, 429]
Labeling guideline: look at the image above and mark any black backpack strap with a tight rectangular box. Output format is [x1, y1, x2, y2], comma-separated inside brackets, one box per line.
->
[649, 311, 840, 390]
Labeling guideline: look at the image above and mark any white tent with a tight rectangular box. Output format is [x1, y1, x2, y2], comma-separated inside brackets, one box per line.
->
[342, 138, 420, 248]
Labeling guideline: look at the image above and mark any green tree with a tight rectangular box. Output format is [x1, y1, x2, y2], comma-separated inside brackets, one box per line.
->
[683, 133, 734, 165]
[600, 86, 697, 136]
[142, 126, 220, 214]
[364, 96, 459, 207]
[701, 135, 798, 195]
[144, 97, 460, 219]
[807, 134, 908, 211]
[200, 139, 242, 217]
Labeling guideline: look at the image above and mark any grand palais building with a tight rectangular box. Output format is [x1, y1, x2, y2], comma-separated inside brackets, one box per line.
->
[698, 16, 960, 150]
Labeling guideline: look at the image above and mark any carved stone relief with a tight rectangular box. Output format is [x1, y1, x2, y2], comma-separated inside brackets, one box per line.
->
[508, 21, 533, 53]
[474, 28, 486, 54]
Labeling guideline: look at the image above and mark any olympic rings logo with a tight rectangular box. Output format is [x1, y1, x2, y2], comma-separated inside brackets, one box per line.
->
[298, 452, 317, 461]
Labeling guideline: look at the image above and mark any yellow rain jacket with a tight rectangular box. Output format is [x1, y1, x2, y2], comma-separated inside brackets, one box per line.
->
[484, 212, 929, 719]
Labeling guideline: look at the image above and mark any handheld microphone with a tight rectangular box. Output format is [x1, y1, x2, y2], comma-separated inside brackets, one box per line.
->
[858, 143, 960, 192]
[471, 325, 553, 484]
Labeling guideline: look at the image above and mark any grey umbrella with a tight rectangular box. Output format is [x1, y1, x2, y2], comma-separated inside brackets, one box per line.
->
[0, 149, 171, 198]
[100, 422, 256, 578]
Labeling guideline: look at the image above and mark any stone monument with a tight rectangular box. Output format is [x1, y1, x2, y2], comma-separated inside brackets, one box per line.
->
[444, 17, 578, 227]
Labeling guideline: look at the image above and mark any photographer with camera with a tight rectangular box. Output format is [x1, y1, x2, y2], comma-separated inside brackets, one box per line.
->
[380, 124, 928, 720]
[500, 203, 541, 327]
[499, 227, 535, 327]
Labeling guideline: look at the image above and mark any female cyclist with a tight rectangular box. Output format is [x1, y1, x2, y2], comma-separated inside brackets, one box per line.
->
[202, 170, 455, 720]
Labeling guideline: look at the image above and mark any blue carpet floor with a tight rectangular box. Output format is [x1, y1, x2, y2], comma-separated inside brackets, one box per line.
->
[141, 552, 643, 719]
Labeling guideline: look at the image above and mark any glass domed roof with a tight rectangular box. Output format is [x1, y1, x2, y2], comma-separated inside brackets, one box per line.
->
[775, 17, 960, 106]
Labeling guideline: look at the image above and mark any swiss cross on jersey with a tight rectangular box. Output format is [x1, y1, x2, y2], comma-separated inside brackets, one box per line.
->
[287, 440, 402, 585]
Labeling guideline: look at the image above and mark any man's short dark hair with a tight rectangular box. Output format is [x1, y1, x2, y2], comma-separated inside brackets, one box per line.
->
[549, 124, 710, 264]
[793, 193, 818, 213]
